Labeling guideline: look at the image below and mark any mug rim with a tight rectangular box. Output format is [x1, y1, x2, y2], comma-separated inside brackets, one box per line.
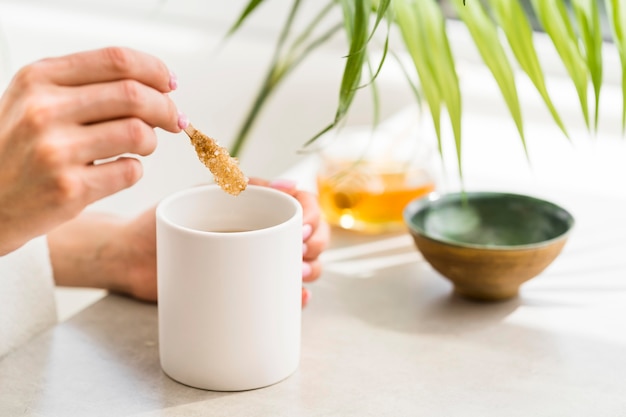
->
[156, 184, 302, 236]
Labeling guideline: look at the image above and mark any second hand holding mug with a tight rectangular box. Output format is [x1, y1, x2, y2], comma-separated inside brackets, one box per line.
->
[156, 184, 303, 391]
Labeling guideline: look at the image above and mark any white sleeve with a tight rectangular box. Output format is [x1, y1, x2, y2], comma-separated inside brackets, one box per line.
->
[0, 236, 57, 358]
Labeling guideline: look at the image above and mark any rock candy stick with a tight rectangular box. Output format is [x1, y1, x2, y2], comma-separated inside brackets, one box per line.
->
[183, 124, 248, 196]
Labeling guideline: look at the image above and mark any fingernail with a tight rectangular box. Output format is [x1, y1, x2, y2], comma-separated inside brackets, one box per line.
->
[302, 243, 308, 256]
[269, 179, 297, 192]
[169, 71, 178, 91]
[302, 223, 313, 241]
[302, 262, 312, 279]
[302, 287, 311, 307]
[178, 112, 189, 130]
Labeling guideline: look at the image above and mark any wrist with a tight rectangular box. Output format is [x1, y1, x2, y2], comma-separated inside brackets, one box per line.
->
[47, 213, 126, 291]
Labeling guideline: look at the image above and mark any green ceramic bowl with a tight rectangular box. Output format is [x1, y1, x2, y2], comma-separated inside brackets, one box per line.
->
[404, 192, 575, 301]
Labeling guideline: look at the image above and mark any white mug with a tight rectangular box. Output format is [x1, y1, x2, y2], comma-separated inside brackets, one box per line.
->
[156, 184, 303, 391]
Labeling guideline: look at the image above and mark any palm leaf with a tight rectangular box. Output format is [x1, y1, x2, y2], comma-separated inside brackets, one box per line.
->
[572, 0, 604, 132]
[367, 59, 382, 127]
[531, 0, 590, 130]
[394, 0, 463, 178]
[488, 0, 570, 139]
[287, 1, 336, 56]
[284, 23, 344, 78]
[356, 16, 391, 90]
[389, 48, 422, 108]
[393, 0, 444, 156]
[226, 0, 267, 36]
[224, 0, 622, 176]
[304, 0, 372, 146]
[368, 0, 391, 44]
[229, 0, 303, 156]
[452, 0, 528, 158]
[228, 0, 345, 157]
[605, 0, 626, 133]
[355, 0, 393, 92]
[337, 0, 370, 115]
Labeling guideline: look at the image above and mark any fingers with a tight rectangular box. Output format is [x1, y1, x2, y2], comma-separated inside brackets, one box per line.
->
[250, 178, 322, 239]
[37, 47, 174, 93]
[0, 47, 181, 255]
[249, 177, 329, 308]
[302, 259, 322, 283]
[302, 219, 328, 283]
[81, 157, 144, 204]
[13, 47, 181, 133]
[302, 287, 312, 308]
[249, 177, 329, 286]
[247, 177, 269, 186]
[295, 189, 321, 233]
[64, 80, 180, 133]
[70, 118, 157, 163]
[303, 219, 330, 263]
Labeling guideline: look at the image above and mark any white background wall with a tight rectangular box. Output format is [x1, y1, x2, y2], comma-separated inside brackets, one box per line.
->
[0, 0, 418, 318]
[1, 0, 624, 216]
[0, 0, 418, 217]
[1, 0, 624, 318]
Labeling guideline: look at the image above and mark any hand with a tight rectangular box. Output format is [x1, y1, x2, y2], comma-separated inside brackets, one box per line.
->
[248, 178, 330, 307]
[48, 179, 330, 308]
[0, 47, 183, 255]
[126, 179, 330, 306]
[47, 208, 158, 302]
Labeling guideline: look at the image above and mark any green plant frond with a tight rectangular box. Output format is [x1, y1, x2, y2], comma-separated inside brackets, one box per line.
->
[605, 0, 626, 134]
[282, 0, 341, 72]
[337, 0, 356, 37]
[367, 59, 382, 127]
[305, 0, 371, 147]
[229, 0, 303, 157]
[283, 23, 344, 77]
[425, 2, 462, 171]
[394, 0, 463, 179]
[605, 0, 626, 54]
[287, 1, 336, 54]
[337, 0, 370, 114]
[275, 0, 303, 58]
[393, 0, 444, 156]
[226, 0, 267, 37]
[452, 0, 528, 159]
[226, 0, 622, 180]
[342, 0, 391, 59]
[488, 0, 570, 140]
[572, 0, 604, 132]
[389, 48, 422, 107]
[356, 14, 391, 90]
[531, 0, 590, 131]
[230, 0, 345, 157]
[367, 0, 391, 43]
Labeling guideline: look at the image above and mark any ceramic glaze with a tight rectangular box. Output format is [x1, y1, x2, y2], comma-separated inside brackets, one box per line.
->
[156, 185, 303, 391]
[404, 192, 575, 301]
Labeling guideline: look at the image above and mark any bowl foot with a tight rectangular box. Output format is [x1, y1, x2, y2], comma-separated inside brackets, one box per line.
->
[453, 285, 520, 302]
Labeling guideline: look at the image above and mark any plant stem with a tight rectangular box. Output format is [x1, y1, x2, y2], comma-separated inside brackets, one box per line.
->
[229, 0, 301, 158]
[229, 73, 276, 158]
[229, 1, 342, 157]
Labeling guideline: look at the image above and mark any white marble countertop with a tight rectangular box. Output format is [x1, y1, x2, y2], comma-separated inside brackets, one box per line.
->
[1, 177, 626, 416]
[3, 95, 626, 415]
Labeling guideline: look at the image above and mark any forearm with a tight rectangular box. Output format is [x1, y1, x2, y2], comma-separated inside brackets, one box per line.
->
[47, 212, 128, 292]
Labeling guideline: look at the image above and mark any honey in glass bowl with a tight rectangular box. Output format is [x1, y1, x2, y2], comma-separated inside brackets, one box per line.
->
[316, 109, 438, 233]
[317, 161, 435, 233]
